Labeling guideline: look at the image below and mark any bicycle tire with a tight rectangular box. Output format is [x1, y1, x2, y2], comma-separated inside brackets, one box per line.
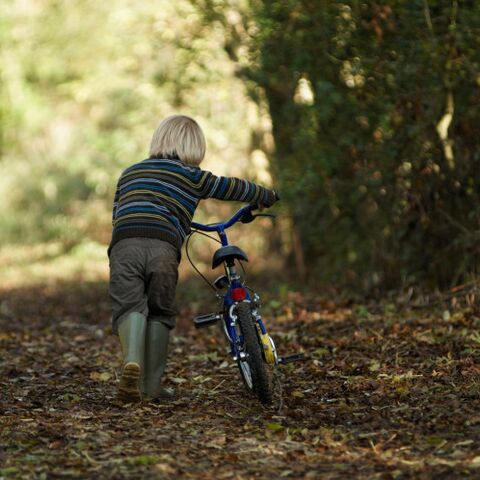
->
[236, 302, 273, 404]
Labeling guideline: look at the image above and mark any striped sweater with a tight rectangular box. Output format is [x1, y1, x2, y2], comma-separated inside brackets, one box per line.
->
[109, 157, 276, 255]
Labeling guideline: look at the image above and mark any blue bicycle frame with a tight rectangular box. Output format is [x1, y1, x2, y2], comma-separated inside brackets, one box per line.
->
[191, 204, 269, 360]
[191, 204, 255, 246]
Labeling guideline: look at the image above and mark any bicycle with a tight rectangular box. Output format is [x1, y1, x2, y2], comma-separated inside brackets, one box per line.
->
[187, 203, 303, 404]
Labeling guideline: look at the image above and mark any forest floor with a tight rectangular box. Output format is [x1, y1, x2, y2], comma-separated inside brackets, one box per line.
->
[1, 271, 479, 479]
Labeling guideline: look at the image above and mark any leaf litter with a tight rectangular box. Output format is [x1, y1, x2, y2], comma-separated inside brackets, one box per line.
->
[0, 281, 479, 478]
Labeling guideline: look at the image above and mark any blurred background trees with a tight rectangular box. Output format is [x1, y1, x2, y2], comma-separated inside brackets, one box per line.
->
[0, 0, 263, 245]
[194, 0, 480, 289]
[1, 0, 479, 291]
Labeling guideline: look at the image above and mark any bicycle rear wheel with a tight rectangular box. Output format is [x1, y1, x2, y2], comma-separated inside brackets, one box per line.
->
[236, 302, 272, 404]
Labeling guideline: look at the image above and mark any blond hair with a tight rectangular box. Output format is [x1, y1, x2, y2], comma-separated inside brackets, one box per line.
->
[149, 115, 206, 166]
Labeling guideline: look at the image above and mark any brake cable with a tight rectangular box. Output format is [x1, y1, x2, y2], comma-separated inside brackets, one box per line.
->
[186, 229, 219, 292]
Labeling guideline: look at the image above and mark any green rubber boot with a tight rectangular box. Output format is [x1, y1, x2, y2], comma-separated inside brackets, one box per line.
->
[142, 321, 175, 401]
[117, 312, 146, 403]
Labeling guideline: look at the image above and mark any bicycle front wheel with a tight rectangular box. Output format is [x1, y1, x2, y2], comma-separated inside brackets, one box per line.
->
[236, 302, 273, 404]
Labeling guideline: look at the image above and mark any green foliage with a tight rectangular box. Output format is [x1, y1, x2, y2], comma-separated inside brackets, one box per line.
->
[2, 0, 479, 289]
[194, 0, 480, 289]
[0, 0, 257, 246]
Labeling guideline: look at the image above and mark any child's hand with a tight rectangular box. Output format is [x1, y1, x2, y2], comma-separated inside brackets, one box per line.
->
[255, 190, 279, 211]
[262, 190, 280, 210]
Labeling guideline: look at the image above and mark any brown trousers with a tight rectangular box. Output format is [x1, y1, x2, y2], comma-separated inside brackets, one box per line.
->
[109, 238, 179, 334]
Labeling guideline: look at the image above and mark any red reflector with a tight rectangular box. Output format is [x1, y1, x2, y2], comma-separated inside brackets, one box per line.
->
[231, 287, 246, 301]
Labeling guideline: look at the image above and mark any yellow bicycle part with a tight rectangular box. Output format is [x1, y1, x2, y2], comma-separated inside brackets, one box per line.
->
[258, 330, 277, 365]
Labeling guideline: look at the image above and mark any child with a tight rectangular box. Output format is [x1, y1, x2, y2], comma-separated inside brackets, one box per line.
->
[109, 115, 278, 403]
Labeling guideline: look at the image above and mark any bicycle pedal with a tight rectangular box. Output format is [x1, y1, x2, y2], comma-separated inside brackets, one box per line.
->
[278, 353, 306, 365]
[193, 313, 222, 328]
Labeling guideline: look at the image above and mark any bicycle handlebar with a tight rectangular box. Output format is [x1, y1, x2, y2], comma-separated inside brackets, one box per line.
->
[191, 204, 260, 232]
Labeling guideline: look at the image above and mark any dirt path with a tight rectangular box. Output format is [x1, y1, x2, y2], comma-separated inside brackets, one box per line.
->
[1, 282, 479, 479]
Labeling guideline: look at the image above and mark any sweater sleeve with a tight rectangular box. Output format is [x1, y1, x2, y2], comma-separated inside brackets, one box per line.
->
[199, 171, 276, 207]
